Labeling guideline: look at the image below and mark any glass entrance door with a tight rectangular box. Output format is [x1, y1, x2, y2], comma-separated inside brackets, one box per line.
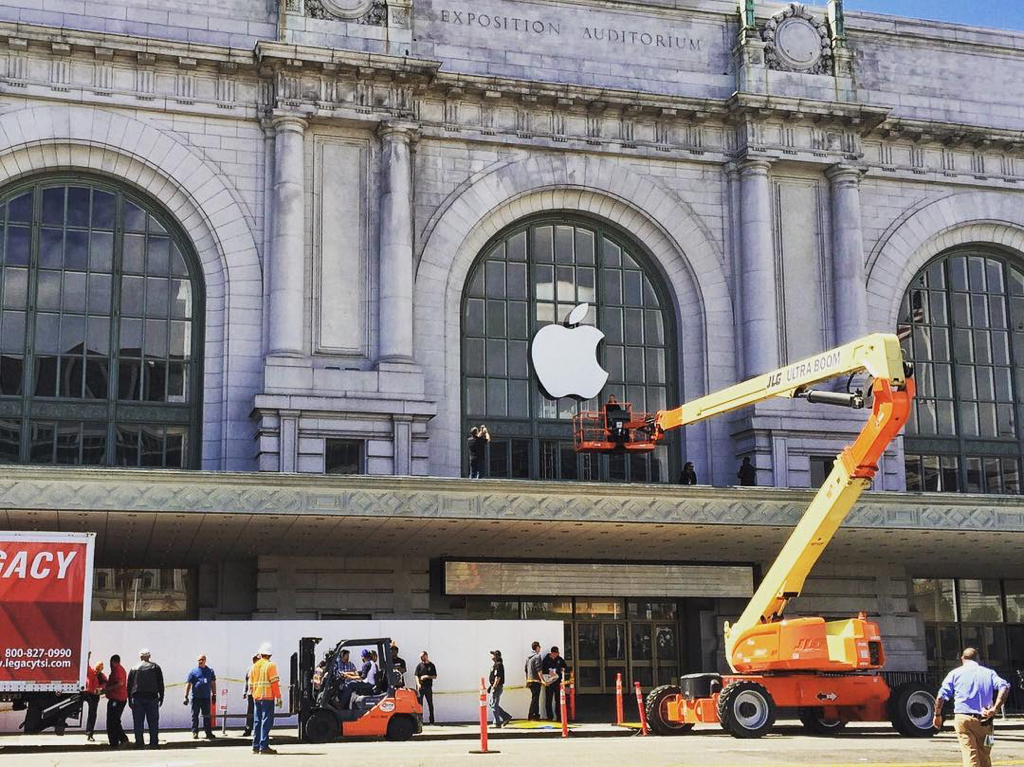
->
[603, 622, 627, 692]
[570, 618, 680, 693]
[575, 621, 602, 692]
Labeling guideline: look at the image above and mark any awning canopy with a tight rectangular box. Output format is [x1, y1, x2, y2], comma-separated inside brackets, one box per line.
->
[0, 467, 1020, 576]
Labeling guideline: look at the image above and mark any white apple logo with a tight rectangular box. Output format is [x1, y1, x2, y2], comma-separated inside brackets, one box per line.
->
[530, 302, 609, 399]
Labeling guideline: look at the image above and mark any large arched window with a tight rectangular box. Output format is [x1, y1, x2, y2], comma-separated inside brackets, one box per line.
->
[461, 216, 678, 482]
[0, 176, 203, 468]
[898, 249, 1024, 494]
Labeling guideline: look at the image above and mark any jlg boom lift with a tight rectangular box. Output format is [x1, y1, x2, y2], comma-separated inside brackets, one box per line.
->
[574, 333, 937, 738]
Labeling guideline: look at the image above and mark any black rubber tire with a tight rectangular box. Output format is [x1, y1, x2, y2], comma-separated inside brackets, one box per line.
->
[716, 681, 776, 739]
[798, 707, 848, 735]
[645, 685, 694, 736]
[887, 682, 938, 738]
[304, 709, 339, 743]
[385, 714, 418, 742]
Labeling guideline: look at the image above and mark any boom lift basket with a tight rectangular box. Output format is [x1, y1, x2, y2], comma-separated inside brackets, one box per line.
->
[572, 400, 662, 453]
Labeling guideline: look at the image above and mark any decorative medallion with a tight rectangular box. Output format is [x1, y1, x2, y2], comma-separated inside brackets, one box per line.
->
[762, 3, 833, 75]
[306, 0, 387, 25]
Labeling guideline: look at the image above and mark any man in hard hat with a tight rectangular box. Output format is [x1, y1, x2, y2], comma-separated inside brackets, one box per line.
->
[248, 643, 282, 755]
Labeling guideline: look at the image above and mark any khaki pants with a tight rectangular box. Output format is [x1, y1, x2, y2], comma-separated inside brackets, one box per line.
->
[953, 714, 994, 767]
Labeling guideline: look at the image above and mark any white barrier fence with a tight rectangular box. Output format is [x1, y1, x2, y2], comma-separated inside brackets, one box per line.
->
[0, 619, 563, 733]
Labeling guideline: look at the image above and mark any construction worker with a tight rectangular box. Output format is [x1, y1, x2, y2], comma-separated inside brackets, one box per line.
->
[249, 643, 282, 755]
[541, 646, 567, 721]
[525, 641, 543, 721]
[414, 651, 437, 724]
[127, 649, 164, 749]
[105, 654, 130, 748]
[488, 650, 512, 728]
[391, 642, 407, 688]
[83, 653, 106, 742]
[242, 653, 259, 738]
[183, 653, 217, 740]
[934, 647, 1010, 767]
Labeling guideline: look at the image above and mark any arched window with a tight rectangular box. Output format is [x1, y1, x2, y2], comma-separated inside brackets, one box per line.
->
[898, 250, 1024, 494]
[461, 216, 678, 482]
[0, 176, 203, 468]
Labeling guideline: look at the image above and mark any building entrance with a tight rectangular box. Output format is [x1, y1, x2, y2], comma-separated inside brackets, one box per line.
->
[572, 619, 680, 693]
[559, 598, 685, 695]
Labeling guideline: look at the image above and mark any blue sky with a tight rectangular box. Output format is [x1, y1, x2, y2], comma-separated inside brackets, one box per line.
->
[844, 1, 1024, 30]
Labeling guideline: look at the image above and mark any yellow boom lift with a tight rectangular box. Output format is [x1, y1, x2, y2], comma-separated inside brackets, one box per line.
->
[574, 333, 936, 738]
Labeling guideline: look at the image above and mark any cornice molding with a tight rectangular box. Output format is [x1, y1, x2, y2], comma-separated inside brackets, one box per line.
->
[1, 22, 1023, 177]
[0, 467, 1021, 533]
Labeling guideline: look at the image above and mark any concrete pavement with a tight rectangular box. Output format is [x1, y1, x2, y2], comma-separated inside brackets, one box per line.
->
[5, 720, 1024, 766]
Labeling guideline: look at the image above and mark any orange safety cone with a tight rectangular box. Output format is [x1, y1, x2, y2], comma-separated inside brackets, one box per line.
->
[615, 673, 624, 726]
[470, 677, 498, 755]
[634, 681, 649, 736]
[560, 680, 569, 738]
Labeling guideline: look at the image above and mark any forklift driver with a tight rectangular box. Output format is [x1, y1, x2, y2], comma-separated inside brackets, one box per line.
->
[332, 650, 360, 681]
[334, 650, 377, 710]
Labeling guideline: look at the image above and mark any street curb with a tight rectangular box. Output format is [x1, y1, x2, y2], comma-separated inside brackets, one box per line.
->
[0, 726, 636, 754]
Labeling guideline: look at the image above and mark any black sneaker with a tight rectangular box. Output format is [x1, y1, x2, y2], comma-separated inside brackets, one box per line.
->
[260, 747, 279, 755]
[192, 732, 198, 740]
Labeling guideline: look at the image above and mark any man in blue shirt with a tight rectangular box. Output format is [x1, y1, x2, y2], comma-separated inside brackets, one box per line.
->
[933, 647, 1009, 767]
[183, 654, 217, 740]
[332, 649, 359, 679]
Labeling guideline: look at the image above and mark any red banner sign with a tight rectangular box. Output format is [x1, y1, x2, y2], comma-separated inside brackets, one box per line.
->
[0, 539, 90, 686]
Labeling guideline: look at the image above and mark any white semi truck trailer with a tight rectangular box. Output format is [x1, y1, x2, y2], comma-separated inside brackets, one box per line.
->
[0, 531, 94, 733]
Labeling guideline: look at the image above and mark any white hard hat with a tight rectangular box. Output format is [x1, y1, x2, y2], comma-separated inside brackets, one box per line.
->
[258, 642, 273, 656]
[139, 648, 150, 657]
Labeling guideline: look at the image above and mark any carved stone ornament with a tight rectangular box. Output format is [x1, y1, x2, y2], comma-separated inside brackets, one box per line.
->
[762, 3, 833, 75]
[306, 0, 388, 25]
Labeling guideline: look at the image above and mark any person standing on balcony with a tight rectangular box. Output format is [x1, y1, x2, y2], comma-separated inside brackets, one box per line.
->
[468, 426, 489, 478]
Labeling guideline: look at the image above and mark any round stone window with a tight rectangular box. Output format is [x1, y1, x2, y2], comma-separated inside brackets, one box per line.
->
[774, 17, 823, 70]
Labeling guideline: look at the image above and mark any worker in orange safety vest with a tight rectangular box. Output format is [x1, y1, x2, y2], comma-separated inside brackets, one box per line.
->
[248, 642, 282, 755]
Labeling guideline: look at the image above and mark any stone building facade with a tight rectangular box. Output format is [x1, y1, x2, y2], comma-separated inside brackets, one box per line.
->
[1, 0, 1024, 691]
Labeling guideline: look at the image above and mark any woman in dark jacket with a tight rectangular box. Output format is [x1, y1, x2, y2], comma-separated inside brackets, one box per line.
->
[487, 650, 512, 727]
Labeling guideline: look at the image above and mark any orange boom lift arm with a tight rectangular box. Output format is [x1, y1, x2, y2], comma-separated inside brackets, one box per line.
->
[575, 334, 932, 738]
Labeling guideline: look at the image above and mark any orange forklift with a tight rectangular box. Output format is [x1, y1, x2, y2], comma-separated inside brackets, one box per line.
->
[292, 636, 422, 742]
[574, 333, 937, 738]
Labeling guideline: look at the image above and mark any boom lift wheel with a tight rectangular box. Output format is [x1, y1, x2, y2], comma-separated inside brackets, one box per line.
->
[887, 682, 938, 738]
[304, 708, 339, 743]
[645, 685, 694, 735]
[385, 713, 418, 742]
[716, 681, 776, 739]
[798, 707, 848, 735]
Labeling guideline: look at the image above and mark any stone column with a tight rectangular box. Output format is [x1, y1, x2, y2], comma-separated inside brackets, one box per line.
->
[738, 158, 779, 377]
[268, 115, 307, 357]
[827, 164, 868, 344]
[378, 122, 416, 364]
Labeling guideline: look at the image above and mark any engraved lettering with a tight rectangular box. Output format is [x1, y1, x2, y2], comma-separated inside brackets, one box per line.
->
[434, 7, 703, 53]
